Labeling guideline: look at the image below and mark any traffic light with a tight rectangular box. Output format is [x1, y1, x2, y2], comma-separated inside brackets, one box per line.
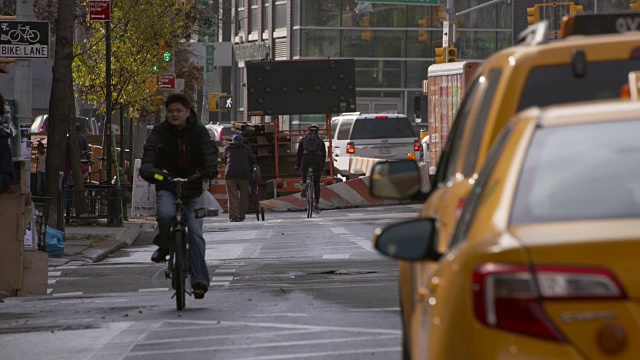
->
[208, 94, 218, 111]
[527, 5, 540, 25]
[447, 45, 458, 62]
[570, 4, 584, 14]
[435, 47, 446, 64]
[360, 16, 372, 42]
[163, 51, 172, 62]
[417, 16, 429, 44]
[219, 96, 233, 110]
[631, 0, 640, 10]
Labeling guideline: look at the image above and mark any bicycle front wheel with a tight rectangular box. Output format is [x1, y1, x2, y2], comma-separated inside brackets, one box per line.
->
[173, 229, 187, 310]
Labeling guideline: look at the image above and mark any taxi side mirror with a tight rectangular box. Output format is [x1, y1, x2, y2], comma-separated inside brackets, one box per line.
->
[372, 218, 441, 262]
[369, 160, 421, 200]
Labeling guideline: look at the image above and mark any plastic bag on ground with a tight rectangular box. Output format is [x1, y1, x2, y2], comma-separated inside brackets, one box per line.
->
[45, 226, 65, 258]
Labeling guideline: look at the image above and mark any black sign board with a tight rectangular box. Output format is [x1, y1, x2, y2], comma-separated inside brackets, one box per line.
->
[246, 59, 357, 116]
[0, 20, 50, 58]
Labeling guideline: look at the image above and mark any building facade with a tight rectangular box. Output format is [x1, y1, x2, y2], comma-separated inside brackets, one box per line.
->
[230, 0, 634, 123]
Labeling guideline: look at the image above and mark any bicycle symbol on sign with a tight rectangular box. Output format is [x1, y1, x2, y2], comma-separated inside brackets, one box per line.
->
[8, 25, 40, 43]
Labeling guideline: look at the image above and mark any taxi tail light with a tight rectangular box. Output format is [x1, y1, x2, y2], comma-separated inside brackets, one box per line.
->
[414, 139, 421, 152]
[346, 141, 355, 154]
[39, 123, 45, 133]
[454, 198, 465, 222]
[472, 264, 626, 342]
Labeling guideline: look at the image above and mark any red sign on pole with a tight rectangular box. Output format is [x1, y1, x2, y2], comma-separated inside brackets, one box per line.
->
[159, 74, 176, 90]
[89, 0, 111, 21]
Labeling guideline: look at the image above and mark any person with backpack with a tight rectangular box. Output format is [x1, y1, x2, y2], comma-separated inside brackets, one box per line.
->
[296, 124, 326, 208]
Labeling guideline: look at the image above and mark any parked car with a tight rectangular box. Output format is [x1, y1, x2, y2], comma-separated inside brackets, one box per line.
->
[31, 115, 98, 135]
[371, 98, 640, 359]
[205, 123, 234, 146]
[384, 14, 640, 358]
[328, 112, 420, 160]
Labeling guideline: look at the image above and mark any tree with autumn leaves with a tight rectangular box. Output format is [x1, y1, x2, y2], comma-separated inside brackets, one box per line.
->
[35, 0, 222, 229]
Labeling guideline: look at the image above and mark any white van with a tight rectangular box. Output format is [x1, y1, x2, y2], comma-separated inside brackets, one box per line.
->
[328, 112, 420, 160]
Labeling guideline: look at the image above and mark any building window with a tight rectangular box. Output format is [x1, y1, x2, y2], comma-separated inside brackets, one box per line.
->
[250, 2, 259, 33]
[274, 1, 287, 29]
[301, 0, 340, 27]
[263, 1, 269, 29]
[300, 29, 339, 57]
[341, 30, 406, 58]
[355, 60, 402, 88]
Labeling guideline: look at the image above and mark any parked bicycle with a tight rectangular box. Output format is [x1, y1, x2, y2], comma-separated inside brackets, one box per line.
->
[156, 173, 206, 310]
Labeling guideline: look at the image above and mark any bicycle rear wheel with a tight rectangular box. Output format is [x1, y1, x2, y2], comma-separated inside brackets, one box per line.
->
[306, 183, 314, 218]
[173, 229, 187, 310]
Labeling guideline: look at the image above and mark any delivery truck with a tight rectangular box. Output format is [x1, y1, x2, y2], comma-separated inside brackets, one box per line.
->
[426, 61, 481, 173]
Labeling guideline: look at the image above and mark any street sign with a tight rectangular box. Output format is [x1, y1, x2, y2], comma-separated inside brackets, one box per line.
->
[175, 78, 185, 93]
[0, 20, 50, 58]
[355, 0, 438, 4]
[89, 0, 111, 21]
[159, 74, 176, 90]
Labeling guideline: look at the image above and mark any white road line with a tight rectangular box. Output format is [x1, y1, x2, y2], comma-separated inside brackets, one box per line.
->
[126, 335, 399, 356]
[218, 347, 401, 360]
[210, 281, 230, 286]
[52, 292, 83, 297]
[214, 269, 236, 273]
[138, 329, 321, 344]
[47, 279, 57, 285]
[47, 288, 52, 294]
[330, 227, 349, 234]
[349, 307, 400, 312]
[322, 254, 350, 259]
[56, 265, 77, 269]
[356, 240, 376, 252]
[210, 276, 234, 281]
[247, 313, 308, 317]
[165, 319, 402, 334]
[138, 288, 169, 292]
[48, 271, 62, 276]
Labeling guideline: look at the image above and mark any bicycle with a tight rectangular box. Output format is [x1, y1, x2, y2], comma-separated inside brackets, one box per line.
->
[158, 173, 204, 310]
[304, 167, 319, 218]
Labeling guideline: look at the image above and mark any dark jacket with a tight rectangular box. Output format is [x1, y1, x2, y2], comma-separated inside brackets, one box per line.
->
[0, 128, 14, 193]
[139, 115, 218, 199]
[296, 134, 327, 169]
[224, 142, 255, 180]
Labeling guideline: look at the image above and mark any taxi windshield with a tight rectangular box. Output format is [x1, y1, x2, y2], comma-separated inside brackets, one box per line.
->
[511, 119, 640, 225]
[518, 60, 640, 111]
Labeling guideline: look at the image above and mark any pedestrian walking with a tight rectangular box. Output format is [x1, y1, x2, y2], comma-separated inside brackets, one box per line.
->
[224, 133, 255, 222]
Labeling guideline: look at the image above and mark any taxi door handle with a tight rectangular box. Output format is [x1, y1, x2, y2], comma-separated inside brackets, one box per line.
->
[417, 288, 427, 302]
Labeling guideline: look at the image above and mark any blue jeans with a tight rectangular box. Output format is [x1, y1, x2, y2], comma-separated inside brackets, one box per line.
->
[156, 190, 210, 287]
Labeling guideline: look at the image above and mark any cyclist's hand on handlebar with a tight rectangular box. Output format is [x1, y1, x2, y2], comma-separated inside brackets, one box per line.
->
[151, 169, 170, 183]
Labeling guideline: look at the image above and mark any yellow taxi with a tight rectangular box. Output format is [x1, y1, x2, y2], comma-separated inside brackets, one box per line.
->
[371, 97, 640, 359]
[394, 13, 640, 358]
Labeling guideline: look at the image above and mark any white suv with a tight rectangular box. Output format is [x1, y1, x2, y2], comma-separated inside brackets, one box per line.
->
[328, 112, 420, 160]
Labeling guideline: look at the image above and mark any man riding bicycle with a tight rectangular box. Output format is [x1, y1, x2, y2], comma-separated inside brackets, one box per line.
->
[139, 93, 218, 299]
[296, 124, 326, 208]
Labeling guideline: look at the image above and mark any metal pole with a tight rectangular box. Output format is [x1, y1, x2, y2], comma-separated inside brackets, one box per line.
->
[15, 0, 33, 194]
[120, 107, 125, 170]
[105, 20, 113, 182]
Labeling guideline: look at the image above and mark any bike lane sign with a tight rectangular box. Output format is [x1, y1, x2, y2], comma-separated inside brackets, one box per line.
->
[0, 20, 50, 58]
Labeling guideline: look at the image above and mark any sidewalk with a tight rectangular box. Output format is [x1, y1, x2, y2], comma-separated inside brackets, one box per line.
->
[48, 217, 156, 267]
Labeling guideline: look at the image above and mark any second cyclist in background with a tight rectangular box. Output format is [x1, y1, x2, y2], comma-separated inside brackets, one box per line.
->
[139, 93, 218, 299]
[296, 124, 326, 209]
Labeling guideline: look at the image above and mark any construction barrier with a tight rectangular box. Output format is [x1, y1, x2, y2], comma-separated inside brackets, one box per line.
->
[260, 176, 412, 212]
[209, 164, 228, 213]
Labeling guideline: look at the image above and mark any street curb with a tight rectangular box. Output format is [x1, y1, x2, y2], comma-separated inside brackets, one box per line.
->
[91, 223, 144, 263]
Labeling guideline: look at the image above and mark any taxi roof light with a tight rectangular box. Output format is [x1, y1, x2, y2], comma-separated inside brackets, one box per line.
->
[560, 12, 640, 38]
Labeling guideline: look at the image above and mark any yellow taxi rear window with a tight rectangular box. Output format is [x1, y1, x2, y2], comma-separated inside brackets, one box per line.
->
[518, 59, 640, 111]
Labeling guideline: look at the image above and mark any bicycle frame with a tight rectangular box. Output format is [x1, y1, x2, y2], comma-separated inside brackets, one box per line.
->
[164, 178, 192, 310]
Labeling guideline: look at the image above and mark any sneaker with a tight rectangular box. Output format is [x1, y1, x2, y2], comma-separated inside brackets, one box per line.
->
[192, 283, 208, 299]
[151, 247, 169, 263]
[300, 186, 307, 199]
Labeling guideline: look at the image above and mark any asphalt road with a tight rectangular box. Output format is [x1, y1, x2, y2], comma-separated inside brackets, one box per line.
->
[0, 204, 422, 360]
